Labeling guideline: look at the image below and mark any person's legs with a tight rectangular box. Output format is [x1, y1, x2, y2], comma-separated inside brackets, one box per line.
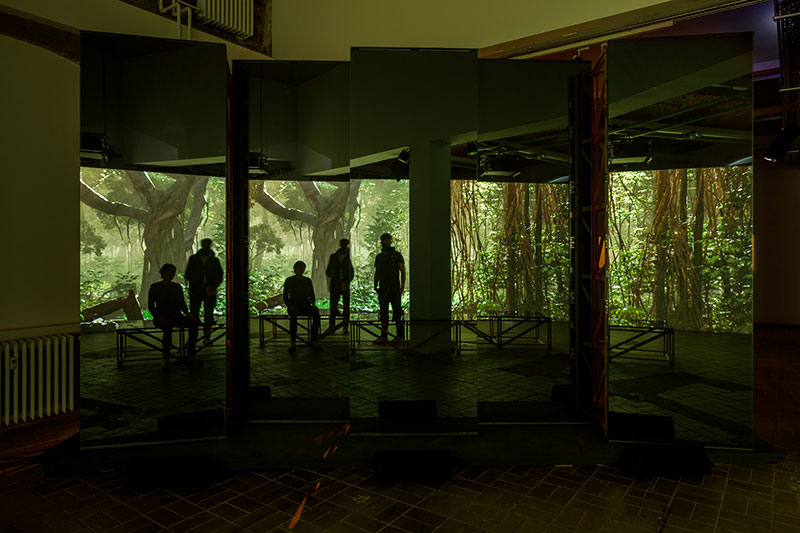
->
[390, 288, 403, 339]
[203, 293, 216, 338]
[329, 285, 341, 328]
[377, 289, 390, 339]
[289, 309, 298, 350]
[179, 315, 199, 360]
[309, 306, 321, 342]
[342, 288, 350, 330]
[189, 295, 201, 323]
[160, 324, 173, 366]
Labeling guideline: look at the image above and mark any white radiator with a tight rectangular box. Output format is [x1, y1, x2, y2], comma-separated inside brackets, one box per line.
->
[197, 0, 254, 39]
[1, 334, 75, 427]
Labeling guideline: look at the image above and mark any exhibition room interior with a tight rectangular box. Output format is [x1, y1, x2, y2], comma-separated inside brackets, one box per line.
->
[3, 0, 799, 471]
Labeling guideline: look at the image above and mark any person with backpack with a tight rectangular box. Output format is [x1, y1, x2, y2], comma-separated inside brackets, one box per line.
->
[184, 238, 224, 341]
[326, 238, 355, 333]
[373, 233, 406, 343]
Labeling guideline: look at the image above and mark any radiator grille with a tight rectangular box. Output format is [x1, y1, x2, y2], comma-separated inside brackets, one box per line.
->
[197, 0, 254, 39]
[1, 334, 75, 427]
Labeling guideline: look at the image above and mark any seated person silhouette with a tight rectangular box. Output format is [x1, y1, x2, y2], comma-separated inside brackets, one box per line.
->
[282, 261, 321, 353]
[148, 263, 199, 368]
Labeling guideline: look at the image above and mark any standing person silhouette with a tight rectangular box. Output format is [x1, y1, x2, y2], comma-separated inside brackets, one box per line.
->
[326, 238, 354, 333]
[184, 238, 224, 342]
[283, 261, 322, 353]
[373, 233, 406, 343]
[148, 263, 199, 368]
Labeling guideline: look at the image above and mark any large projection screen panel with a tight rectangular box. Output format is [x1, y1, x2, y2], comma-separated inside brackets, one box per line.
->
[607, 35, 753, 447]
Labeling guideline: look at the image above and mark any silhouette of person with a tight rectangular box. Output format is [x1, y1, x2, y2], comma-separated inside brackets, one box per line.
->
[282, 261, 321, 353]
[326, 238, 354, 333]
[184, 238, 224, 341]
[373, 233, 406, 343]
[148, 263, 199, 368]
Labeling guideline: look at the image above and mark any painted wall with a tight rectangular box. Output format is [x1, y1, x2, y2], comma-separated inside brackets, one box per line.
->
[0, 35, 79, 340]
[0, 0, 270, 62]
[272, 0, 675, 60]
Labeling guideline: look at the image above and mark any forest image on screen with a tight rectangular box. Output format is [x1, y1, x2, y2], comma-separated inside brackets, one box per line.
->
[608, 166, 752, 333]
[80, 168, 226, 320]
[451, 180, 570, 320]
[248, 179, 410, 315]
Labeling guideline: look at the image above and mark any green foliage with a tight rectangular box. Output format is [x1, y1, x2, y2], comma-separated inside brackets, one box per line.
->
[80, 268, 138, 310]
[608, 167, 752, 333]
[451, 181, 570, 319]
[248, 265, 285, 315]
[80, 217, 107, 256]
[250, 222, 284, 257]
[365, 206, 407, 250]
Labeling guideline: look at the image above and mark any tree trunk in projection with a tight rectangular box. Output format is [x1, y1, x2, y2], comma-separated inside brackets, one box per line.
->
[255, 180, 359, 299]
[676, 168, 689, 328]
[79, 170, 208, 311]
[503, 184, 517, 313]
[140, 175, 207, 309]
[522, 184, 534, 314]
[690, 168, 706, 329]
[533, 184, 544, 314]
[311, 220, 338, 296]
[653, 170, 669, 323]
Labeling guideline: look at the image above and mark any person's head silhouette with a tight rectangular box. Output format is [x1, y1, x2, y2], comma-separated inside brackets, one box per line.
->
[159, 263, 177, 282]
[380, 233, 392, 249]
[200, 238, 212, 250]
[293, 261, 306, 276]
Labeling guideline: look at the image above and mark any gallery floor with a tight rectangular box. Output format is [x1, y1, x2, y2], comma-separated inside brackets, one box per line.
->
[3, 449, 796, 533]
[79, 318, 752, 449]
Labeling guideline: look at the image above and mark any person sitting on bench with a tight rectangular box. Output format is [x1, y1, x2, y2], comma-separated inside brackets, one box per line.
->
[282, 261, 322, 353]
[148, 263, 199, 368]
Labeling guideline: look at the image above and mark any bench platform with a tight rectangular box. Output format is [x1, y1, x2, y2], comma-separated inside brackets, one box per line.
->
[116, 323, 225, 367]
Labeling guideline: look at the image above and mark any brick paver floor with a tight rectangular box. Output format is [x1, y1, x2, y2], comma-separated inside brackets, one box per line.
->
[1, 449, 798, 532]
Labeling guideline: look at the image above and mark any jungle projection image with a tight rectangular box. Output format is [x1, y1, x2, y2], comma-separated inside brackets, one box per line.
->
[607, 164, 753, 448]
[451, 180, 570, 320]
[80, 168, 226, 321]
[608, 166, 752, 333]
[249, 179, 409, 315]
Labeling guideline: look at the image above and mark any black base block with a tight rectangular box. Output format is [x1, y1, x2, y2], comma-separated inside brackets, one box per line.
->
[157, 408, 225, 437]
[374, 450, 451, 482]
[608, 411, 675, 442]
[378, 400, 437, 421]
[249, 385, 272, 400]
[550, 384, 573, 403]
[619, 443, 711, 480]
[125, 455, 226, 490]
[249, 397, 350, 420]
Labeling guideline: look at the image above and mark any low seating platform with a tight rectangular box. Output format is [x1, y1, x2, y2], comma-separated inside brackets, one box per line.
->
[609, 324, 675, 366]
[116, 323, 225, 367]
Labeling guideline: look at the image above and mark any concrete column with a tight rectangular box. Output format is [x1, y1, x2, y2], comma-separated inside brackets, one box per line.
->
[754, 153, 800, 325]
[408, 140, 452, 352]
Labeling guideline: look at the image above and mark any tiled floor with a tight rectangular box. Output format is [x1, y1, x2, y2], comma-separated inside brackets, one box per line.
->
[79, 319, 752, 448]
[1, 447, 798, 532]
